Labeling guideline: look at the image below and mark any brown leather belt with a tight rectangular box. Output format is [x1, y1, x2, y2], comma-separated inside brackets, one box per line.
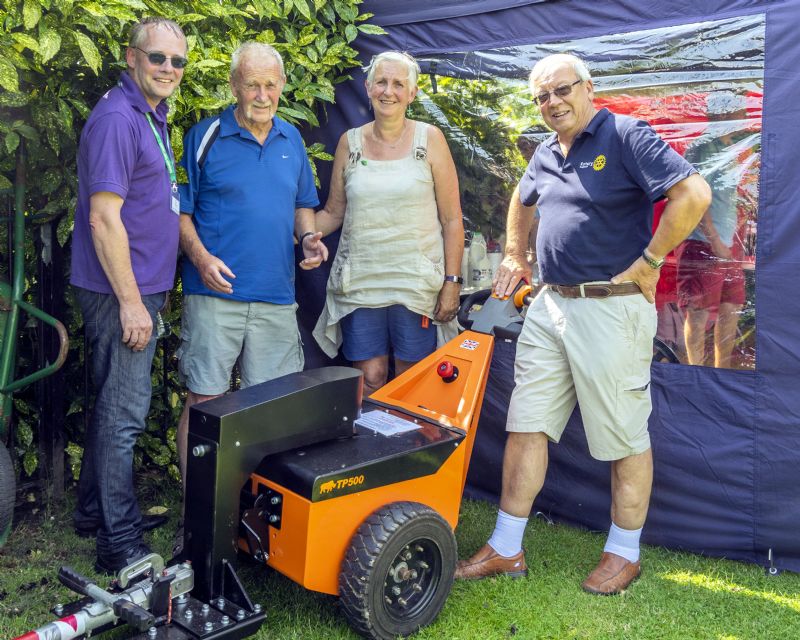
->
[548, 282, 642, 299]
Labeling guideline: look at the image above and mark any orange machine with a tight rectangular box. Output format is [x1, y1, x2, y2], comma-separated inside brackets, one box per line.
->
[246, 329, 493, 593]
[181, 288, 529, 640]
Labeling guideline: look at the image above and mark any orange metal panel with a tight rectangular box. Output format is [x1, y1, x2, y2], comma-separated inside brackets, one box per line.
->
[250, 443, 467, 595]
[369, 330, 493, 434]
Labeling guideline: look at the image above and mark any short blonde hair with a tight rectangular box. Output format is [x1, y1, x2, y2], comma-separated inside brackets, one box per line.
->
[365, 51, 420, 89]
[129, 17, 186, 51]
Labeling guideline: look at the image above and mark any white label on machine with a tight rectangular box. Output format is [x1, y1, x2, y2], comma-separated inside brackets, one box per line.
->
[355, 410, 421, 436]
[460, 339, 480, 350]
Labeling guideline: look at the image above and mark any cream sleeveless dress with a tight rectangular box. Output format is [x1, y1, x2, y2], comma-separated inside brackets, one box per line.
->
[313, 122, 445, 358]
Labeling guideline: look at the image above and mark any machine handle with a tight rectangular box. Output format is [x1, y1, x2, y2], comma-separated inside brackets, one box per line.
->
[58, 566, 94, 597]
[59, 566, 155, 631]
[456, 288, 491, 330]
[58, 566, 115, 608]
[113, 598, 156, 631]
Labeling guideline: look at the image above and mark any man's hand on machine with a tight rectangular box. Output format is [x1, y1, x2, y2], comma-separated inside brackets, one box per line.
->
[493, 254, 531, 298]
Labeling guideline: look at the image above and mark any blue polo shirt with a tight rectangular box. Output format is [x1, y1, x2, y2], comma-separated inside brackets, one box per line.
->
[179, 106, 319, 303]
[519, 108, 696, 285]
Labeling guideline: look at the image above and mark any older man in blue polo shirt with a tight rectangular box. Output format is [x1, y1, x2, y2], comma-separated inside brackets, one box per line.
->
[176, 42, 327, 484]
[70, 17, 187, 573]
[455, 54, 711, 594]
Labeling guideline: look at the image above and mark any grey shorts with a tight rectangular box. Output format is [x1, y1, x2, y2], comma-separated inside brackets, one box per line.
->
[506, 287, 656, 461]
[178, 295, 304, 395]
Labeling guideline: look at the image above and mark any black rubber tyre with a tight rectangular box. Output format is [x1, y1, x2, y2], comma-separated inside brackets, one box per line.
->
[339, 502, 457, 640]
[0, 441, 14, 546]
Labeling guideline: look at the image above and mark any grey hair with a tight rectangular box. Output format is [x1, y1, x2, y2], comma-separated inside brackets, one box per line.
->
[129, 17, 186, 51]
[230, 42, 285, 81]
[364, 51, 420, 89]
[529, 53, 592, 90]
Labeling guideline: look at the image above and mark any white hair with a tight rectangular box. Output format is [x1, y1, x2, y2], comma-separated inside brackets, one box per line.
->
[364, 51, 420, 89]
[230, 42, 285, 80]
[529, 53, 591, 90]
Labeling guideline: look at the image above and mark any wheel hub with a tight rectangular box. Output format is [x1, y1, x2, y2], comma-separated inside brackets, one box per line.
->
[382, 540, 441, 619]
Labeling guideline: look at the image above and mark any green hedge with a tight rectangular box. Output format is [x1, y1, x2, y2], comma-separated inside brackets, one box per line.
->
[0, 0, 383, 483]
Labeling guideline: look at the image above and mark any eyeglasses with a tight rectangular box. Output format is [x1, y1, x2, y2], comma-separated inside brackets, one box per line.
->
[532, 79, 583, 106]
[133, 47, 188, 69]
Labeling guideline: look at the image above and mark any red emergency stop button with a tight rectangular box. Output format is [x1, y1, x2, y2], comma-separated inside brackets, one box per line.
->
[437, 361, 459, 383]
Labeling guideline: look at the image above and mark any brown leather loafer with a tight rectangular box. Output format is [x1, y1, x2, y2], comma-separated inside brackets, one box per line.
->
[454, 543, 528, 580]
[581, 552, 641, 595]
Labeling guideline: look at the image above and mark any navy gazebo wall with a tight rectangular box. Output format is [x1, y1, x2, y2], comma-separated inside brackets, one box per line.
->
[311, 0, 800, 571]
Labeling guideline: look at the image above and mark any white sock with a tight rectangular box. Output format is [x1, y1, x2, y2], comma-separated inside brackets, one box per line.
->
[603, 522, 642, 563]
[487, 509, 528, 557]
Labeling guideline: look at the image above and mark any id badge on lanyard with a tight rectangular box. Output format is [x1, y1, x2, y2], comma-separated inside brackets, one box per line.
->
[170, 182, 180, 214]
[145, 113, 180, 215]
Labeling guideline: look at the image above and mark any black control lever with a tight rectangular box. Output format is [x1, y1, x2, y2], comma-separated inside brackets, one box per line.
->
[58, 566, 155, 631]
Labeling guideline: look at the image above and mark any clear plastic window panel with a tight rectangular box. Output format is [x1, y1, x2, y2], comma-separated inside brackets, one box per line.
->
[410, 14, 763, 370]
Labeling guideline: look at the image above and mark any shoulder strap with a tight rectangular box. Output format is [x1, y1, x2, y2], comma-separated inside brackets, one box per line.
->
[413, 122, 429, 161]
[197, 118, 221, 169]
[347, 126, 362, 165]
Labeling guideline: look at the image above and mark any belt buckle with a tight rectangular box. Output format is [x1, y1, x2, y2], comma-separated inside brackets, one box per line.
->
[579, 283, 613, 298]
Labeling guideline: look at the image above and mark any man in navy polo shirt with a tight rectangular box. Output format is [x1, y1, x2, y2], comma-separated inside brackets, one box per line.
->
[70, 17, 187, 573]
[175, 42, 327, 485]
[455, 54, 711, 593]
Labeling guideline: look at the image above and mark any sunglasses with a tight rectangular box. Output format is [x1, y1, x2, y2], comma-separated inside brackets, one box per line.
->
[532, 79, 583, 106]
[134, 46, 188, 69]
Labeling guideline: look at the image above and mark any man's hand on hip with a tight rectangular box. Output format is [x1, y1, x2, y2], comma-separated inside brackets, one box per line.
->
[493, 254, 532, 298]
[611, 257, 660, 303]
[198, 254, 235, 294]
[120, 300, 153, 351]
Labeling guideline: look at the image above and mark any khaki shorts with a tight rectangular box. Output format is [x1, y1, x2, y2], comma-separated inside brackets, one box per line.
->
[178, 295, 304, 396]
[506, 288, 656, 461]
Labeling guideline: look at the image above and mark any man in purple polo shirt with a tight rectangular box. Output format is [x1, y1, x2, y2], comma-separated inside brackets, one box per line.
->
[455, 54, 711, 594]
[70, 17, 187, 574]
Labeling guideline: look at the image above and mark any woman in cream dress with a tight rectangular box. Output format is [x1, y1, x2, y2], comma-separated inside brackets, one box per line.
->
[313, 51, 464, 394]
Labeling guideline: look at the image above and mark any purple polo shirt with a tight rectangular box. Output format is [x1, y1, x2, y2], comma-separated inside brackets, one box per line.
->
[519, 109, 696, 285]
[70, 72, 179, 294]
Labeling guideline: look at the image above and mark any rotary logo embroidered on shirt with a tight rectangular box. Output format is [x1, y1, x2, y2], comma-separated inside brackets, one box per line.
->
[593, 154, 607, 171]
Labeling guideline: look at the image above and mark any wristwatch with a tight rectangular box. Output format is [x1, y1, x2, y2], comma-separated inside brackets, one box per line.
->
[443, 275, 464, 284]
[642, 248, 665, 269]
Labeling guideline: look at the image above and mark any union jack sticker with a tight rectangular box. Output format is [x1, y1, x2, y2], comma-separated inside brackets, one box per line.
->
[460, 339, 480, 351]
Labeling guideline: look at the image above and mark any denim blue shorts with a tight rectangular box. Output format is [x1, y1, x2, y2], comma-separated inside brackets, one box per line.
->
[340, 305, 436, 362]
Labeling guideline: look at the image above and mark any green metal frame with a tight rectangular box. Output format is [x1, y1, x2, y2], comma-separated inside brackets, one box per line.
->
[0, 141, 68, 438]
[0, 141, 68, 548]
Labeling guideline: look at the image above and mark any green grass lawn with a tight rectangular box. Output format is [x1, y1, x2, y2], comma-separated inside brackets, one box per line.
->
[1, 480, 797, 640]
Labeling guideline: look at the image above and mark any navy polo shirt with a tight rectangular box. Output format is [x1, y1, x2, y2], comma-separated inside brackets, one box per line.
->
[518, 108, 695, 285]
[179, 106, 319, 304]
